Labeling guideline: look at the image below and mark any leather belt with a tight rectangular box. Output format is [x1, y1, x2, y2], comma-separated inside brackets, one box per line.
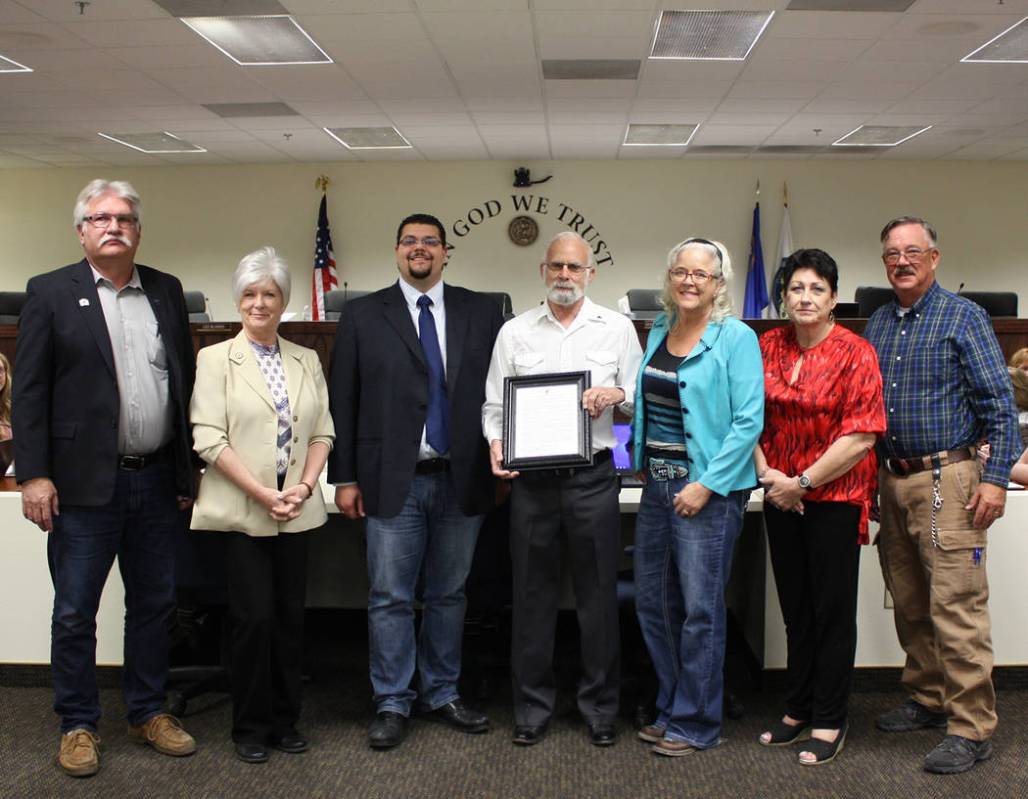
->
[647, 459, 689, 481]
[883, 447, 975, 478]
[118, 444, 172, 471]
[522, 448, 612, 480]
[415, 457, 450, 475]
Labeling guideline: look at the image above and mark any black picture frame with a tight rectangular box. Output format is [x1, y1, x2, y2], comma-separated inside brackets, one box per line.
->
[502, 371, 592, 471]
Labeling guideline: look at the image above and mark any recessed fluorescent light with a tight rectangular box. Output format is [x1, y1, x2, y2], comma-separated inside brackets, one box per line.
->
[0, 54, 33, 73]
[323, 127, 412, 150]
[541, 60, 641, 80]
[97, 131, 207, 154]
[786, 1, 915, 10]
[832, 125, 931, 147]
[181, 15, 332, 65]
[962, 16, 1028, 63]
[203, 102, 298, 118]
[650, 10, 775, 61]
[623, 123, 698, 146]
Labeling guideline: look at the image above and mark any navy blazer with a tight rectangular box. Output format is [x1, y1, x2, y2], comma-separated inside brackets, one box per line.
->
[328, 281, 503, 518]
[13, 259, 196, 505]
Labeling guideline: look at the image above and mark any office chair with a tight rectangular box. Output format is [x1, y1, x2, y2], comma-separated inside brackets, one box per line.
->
[482, 292, 515, 321]
[323, 289, 370, 321]
[625, 289, 663, 320]
[854, 286, 896, 318]
[960, 291, 1018, 318]
[0, 291, 26, 325]
[183, 291, 211, 323]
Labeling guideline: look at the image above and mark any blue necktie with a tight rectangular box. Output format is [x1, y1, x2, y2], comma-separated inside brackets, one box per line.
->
[417, 295, 449, 455]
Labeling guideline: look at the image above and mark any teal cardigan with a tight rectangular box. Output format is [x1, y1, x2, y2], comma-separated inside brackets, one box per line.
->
[632, 313, 764, 496]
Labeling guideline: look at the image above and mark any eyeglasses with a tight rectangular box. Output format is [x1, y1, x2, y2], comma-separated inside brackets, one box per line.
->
[544, 261, 591, 275]
[668, 268, 720, 285]
[882, 247, 934, 265]
[398, 235, 442, 248]
[82, 213, 138, 229]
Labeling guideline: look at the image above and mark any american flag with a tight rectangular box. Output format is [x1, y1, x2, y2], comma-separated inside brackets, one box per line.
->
[311, 194, 338, 320]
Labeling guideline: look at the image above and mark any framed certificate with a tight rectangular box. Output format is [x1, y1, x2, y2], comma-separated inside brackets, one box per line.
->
[502, 371, 592, 471]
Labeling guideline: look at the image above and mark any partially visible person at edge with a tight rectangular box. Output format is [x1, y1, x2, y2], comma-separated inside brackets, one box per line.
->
[13, 178, 197, 777]
[189, 247, 334, 765]
[754, 248, 886, 766]
[0, 352, 11, 442]
[863, 215, 1019, 775]
[630, 237, 764, 757]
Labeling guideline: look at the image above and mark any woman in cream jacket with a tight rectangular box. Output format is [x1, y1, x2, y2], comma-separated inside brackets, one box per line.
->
[190, 247, 334, 764]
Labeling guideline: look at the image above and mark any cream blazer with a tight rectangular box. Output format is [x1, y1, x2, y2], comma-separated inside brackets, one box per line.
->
[190, 331, 335, 537]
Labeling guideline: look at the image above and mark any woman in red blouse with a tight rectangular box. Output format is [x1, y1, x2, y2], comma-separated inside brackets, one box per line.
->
[754, 249, 886, 766]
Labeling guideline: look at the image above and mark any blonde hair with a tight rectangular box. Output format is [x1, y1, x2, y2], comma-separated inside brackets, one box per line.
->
[1010, 367, 1028, 411]
[1010, 347, 1028, 371]
[660, 237, 734, 325]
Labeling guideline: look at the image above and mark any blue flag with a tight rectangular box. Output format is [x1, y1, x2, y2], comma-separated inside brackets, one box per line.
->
[743, 201, 768, 319]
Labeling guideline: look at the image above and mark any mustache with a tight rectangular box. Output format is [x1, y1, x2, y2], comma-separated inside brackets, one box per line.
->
[893, 267, 915, 277]
[101, 233, 132, 247]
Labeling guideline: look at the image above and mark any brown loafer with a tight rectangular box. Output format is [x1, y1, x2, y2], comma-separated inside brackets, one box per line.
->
[637, 724, 667, 744]
[652, 738, 699, 757]
[57, 729, 101, 777]
[128, 713, 196, 757]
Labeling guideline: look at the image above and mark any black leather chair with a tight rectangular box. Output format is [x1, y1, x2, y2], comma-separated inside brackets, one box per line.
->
[854, 286, 896, 318]
[0, 291, 26, 325]
[960, 291, 1017, 318]
[323, 289, 370, 321]
[626, 288, 662, 319]
[483, 292, 515, 321]
[183, 291, 210, 323]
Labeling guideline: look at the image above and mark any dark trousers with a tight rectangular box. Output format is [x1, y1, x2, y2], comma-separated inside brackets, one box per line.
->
[48, 461, 179, 732]
[764, 501, 861, 728]
[509, 458, 621, 727]
[226, 531, 309, 744]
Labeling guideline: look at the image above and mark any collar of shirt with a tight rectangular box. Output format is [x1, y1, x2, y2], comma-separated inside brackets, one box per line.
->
[90, 263, 142, 292]
[887, 279, 939, 320]
[537, 296, 606, 333]
[397, 276, 445, 313]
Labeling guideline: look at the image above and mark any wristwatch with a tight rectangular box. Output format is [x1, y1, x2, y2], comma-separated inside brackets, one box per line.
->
[797, 473, 813, 490]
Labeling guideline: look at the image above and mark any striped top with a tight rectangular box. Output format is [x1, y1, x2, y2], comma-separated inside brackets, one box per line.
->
[642, 339, 688, 465]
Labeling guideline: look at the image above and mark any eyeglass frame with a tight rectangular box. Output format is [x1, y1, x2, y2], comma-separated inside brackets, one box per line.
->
[543, 261, 593, 275]
[81, 213, 139, 229]
[667, 267, 722, 285]
[397, 235, 444, 248]
[881, 246, 937, 266]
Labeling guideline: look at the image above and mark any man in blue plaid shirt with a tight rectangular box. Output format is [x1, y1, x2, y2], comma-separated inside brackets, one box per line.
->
[864, 216, 1019, 775]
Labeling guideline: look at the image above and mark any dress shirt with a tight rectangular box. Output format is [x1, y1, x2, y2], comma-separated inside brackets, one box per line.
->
[396, 277, 447, 460]
[863, 280, 1019, 488]
[91, 264, 172, 455]
[482, 296, 642, 453]
[631, 314, 764, 496]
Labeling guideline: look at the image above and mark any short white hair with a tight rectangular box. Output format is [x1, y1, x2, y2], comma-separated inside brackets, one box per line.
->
[541, 231, 597, 269]
[661, 237, 734, 324]
[232, 246, 291, 306]
[73, 179, 142, 228]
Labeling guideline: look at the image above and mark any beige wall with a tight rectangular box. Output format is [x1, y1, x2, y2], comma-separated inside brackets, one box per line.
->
[2, 158, 1026, 319]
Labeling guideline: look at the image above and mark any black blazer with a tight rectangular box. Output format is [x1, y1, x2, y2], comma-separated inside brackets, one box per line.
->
[13, 259, 196, 505]
[328, 281, 503, 518]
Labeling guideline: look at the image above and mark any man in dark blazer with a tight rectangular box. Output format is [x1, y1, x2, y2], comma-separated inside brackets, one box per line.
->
[329, 213, 503, 749]
[13, 179, 197, 778]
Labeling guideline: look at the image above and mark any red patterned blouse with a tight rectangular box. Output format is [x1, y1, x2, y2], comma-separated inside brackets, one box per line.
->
[759, 324, 887, 542]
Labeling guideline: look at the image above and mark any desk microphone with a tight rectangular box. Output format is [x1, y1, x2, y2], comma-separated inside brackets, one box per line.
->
[343, 281, 348, 302]
[957, 282, 965, 294]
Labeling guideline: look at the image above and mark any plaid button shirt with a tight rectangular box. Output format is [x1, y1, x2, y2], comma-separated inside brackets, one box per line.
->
[863, 280, 1019, 488]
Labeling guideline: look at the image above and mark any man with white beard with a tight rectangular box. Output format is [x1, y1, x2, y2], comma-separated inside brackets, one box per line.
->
[482, 231, 642, 748]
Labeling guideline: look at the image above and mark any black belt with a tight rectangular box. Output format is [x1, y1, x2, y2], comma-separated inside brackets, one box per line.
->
[415, 457, 450, 475]
[118, 444, 172, 471]
[522, 449, 612, 480]
[883, 447, 975, 478]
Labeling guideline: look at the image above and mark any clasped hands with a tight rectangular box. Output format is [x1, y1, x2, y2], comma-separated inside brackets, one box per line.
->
[259, 483, 310, 522]
[760, 468, 806, 514]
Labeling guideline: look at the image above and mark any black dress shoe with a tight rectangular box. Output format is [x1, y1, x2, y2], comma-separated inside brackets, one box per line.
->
[234, 742, 269, 764]
[512, 725, 547, 746]
[268, 731, 309, 754]
[369, 711, 408, 750]
[427, 699, 490, 734]
[589, 723, 617, 747]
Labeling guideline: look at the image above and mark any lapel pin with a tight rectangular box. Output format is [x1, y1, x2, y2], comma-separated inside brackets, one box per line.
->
[78, 298, 90, 307]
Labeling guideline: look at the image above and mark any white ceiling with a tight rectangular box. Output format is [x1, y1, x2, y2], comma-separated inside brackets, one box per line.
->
[0, 0, 1026, 167]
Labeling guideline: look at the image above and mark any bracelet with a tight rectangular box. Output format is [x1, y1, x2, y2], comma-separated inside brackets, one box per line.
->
[300, 480, 314, 498]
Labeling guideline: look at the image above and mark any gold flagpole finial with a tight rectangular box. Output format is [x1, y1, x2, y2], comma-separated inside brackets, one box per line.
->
[756, 179, 761, 197]
[315, 175, 330, 193]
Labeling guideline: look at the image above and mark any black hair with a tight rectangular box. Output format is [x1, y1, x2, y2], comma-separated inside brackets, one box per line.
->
[781, 248, 838, 294]
[396, 213, 447, 247]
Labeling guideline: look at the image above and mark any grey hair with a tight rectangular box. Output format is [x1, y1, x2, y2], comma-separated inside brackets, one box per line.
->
[880, 216, 938, 247]
[73, 179, 142, 228]
[661, 238, 734, 325]
[541, 231, 597, 270]
[232, 246, 291, 307]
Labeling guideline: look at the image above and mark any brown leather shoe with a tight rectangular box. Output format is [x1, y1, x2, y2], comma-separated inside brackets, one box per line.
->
[652, 738, 699, 757]
[128, 713, 196, 757]
[57, 729, 100, 777]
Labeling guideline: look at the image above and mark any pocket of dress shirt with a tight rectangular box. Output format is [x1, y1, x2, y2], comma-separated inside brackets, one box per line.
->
[585, 349, 618, 386]
[146, 322, 169, 372]
[513, 351, 545, 375]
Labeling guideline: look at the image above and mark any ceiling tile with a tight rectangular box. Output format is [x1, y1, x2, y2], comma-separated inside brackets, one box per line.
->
[61, 19, 197, 49]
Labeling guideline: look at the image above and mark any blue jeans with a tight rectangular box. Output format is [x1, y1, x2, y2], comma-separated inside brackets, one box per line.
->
[633, 477, 746, 748]
[365, 471, 483, 715]
[47, 461, 180, 732]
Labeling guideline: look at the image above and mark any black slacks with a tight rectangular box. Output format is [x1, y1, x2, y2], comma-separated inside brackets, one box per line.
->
[764, 501, 861, 728]
[509, 458, 621, 728]
[226, 531, 309, 744]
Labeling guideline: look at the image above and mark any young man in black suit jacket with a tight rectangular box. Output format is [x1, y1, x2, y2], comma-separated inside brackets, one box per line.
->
[13, 179, 197, 777]
[328, 213, 503, 749]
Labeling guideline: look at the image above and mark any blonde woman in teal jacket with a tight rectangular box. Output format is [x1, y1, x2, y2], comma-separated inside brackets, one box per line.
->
[630, 237, 764, 756]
